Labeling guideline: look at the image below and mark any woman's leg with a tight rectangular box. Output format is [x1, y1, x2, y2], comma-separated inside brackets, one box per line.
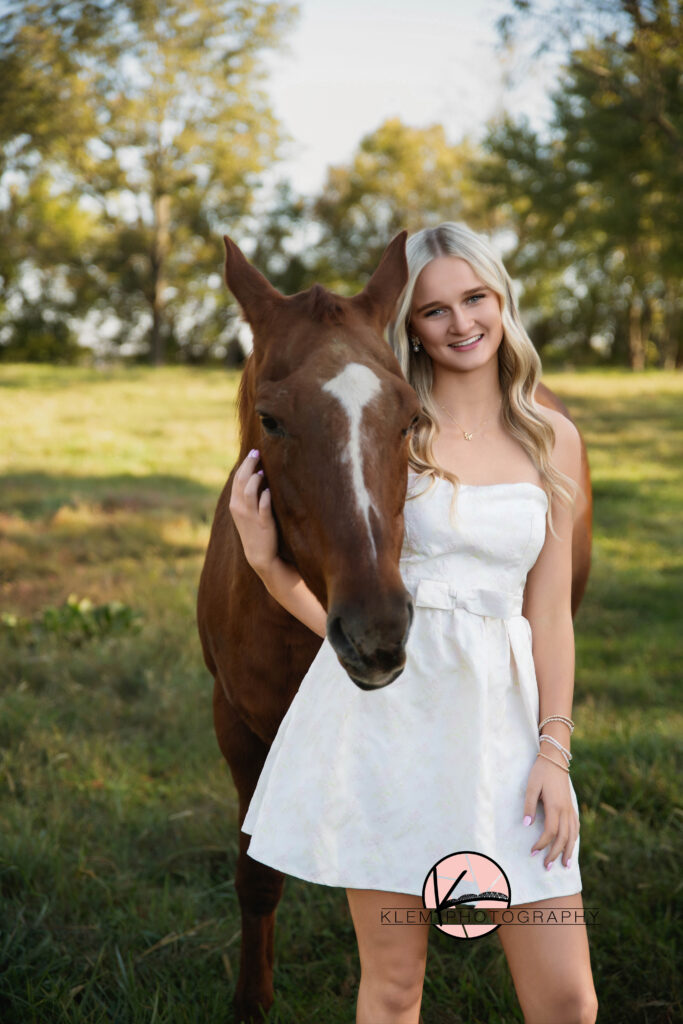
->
[495, 891, 598, 1024]
[346, 888, 431, 1024]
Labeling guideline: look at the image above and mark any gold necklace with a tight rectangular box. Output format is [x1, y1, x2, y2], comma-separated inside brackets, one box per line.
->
[437, 398, 502, 441]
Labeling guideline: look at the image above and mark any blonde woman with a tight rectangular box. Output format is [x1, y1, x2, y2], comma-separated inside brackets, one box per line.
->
[229, 223, 598, 1023]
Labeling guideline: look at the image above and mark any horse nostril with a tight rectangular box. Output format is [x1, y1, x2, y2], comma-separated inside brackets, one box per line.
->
[327, 614, 358, 660]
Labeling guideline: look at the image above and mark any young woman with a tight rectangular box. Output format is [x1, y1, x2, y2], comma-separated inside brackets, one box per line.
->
[229, 223, 598, 1024]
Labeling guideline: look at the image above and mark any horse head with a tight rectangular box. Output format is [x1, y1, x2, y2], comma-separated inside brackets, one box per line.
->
[224, 232, 421, 690]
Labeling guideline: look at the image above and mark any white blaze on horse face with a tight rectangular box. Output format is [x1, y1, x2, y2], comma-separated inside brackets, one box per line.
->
[322, 362, 382, 559]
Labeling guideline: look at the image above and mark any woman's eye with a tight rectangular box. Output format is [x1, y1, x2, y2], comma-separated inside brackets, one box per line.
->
[465, 294, 486, 305]
[424, 307, 445, 318]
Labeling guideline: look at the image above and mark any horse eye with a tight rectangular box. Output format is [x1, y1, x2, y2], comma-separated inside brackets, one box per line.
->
[257, 412, 284, 436]
[402, 415, 420, 438]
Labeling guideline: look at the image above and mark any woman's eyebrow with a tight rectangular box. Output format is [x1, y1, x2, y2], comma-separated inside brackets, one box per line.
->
[414, 285, 489, 314]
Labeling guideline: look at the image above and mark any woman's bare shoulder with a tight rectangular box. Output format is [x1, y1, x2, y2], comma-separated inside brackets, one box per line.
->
[538, 405, 582, 483]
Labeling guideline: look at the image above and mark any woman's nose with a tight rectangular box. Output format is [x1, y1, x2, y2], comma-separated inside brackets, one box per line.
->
[449, 306, 474, 334]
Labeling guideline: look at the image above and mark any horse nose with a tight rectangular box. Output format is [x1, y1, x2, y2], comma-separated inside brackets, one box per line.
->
[327, 592, 414, 689]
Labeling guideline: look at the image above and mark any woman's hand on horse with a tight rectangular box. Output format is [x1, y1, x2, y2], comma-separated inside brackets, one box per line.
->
[229, 449, 278, 576]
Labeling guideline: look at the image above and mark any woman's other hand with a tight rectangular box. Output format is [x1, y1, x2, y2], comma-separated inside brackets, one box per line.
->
[522, 755, 579, 871]
[228, 448, 278, 577]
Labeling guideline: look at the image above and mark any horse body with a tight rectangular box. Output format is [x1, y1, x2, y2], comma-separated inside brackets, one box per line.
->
[197, 235, 592, 1021]
[533, 381, 593, 616]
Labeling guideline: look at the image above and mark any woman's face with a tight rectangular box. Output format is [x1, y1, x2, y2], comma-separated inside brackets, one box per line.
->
[409, 256, 504, 371]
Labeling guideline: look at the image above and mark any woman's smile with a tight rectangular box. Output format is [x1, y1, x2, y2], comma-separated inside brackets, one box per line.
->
[448, 333, 484, 350]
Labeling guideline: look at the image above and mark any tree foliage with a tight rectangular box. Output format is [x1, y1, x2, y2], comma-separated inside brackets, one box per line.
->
[246, 119, 497, 299]
[483, 0, 682, 368]
[308, 119, 494, 293]
[0, 0, 297, 363]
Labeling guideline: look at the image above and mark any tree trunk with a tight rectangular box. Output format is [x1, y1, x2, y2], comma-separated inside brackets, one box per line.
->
[628, 296, 645, 371]
[662, 282, 682, 370]
[150, 193, 170, 366]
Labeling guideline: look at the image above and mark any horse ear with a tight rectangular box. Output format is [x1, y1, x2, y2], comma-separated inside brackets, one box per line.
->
[223, 235, 284, 327]
[351, 230, 408, 329]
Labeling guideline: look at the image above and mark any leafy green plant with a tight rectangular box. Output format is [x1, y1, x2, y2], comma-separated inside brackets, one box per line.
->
[1, 595, 143, 647]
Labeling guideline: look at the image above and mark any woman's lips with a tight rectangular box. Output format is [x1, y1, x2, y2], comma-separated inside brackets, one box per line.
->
[448, 333, 483, 351]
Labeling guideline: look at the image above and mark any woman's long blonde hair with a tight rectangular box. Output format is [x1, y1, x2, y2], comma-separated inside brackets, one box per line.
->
[387, 222, 578, 537]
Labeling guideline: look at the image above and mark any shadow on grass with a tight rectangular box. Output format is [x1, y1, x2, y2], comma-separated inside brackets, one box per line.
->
[0, 471, 220, 521]
[0, 364, 235, 390]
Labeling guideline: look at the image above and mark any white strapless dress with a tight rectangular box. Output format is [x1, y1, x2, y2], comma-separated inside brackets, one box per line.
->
[241, 472, 582, 905]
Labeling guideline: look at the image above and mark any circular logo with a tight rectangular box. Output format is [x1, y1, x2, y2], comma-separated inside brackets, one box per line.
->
[421, 850, 511, 940]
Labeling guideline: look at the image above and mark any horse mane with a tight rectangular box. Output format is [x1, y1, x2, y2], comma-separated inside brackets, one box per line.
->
[237, 351, 255, 446]
[300, 284, 347, 325]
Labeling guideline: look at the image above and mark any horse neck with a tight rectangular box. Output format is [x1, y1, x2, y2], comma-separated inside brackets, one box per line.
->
[237, 354, 261, 453]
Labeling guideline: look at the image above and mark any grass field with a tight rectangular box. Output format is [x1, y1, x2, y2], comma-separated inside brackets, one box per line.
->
[0, 364, 681, 1024]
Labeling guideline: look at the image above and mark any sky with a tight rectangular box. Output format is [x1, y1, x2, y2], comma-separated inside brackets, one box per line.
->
[263, 0, 559, 195]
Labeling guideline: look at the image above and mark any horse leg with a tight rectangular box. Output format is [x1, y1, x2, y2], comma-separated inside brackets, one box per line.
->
[234, 828, 285, 1021]
[213, 678, 286, 1023]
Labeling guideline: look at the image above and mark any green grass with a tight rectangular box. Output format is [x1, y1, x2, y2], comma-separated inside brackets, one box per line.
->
[0, 364, 681, 1023]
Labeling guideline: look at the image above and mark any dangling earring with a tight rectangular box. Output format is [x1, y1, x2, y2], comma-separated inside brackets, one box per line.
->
[410, 333, 421, 353]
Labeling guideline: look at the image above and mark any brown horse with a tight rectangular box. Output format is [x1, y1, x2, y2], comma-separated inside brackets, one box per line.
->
[536, 383, 593, 616]
[196, 235, 593, 1022]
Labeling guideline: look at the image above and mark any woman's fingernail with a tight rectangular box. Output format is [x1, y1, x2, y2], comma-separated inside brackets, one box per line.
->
[546, 861, 554, 871]
[257, 469, 264, 476]
[565, 858, 572, 869]
[523, 815, 532, 827]
[531, 850, 539, 857]
[248, 448, 259, 458]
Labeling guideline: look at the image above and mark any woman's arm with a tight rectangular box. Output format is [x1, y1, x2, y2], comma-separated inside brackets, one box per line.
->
[258, 558, 327, 640]
[523, 411, 582, 748]
[521, 412, 584, 869]
[229, 450, 328, 639]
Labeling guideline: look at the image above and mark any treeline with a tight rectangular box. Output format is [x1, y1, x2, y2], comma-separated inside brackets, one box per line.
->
[0, 0, 680, 369]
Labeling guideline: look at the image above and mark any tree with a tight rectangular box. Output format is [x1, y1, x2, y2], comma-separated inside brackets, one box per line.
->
[0, 170, 100, 363]
[248, 180, 312, 296]
[308, 118, 493, 293]
[0, 1, 116, 172]
[482, 0, 683, 368]
[0, 0, 297, 363]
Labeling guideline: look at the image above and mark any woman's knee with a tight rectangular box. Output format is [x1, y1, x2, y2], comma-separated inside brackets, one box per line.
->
[362, 972, 424, 1017]
[573, 988, 598, 1024]
[361, 952, 426, 1013]
[525, 985, 598, 1024]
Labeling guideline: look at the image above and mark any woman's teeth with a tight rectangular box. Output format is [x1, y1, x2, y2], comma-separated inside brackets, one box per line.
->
[449, 334, 483, 349]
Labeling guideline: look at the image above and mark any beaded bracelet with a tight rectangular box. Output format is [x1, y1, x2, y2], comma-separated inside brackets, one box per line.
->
[537, 751, 570, 773]
[539, 714, 574, 734]
[539, 733, 572, 764]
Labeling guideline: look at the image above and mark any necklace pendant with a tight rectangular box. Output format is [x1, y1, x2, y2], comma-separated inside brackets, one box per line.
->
[463, 431, 473, 441]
